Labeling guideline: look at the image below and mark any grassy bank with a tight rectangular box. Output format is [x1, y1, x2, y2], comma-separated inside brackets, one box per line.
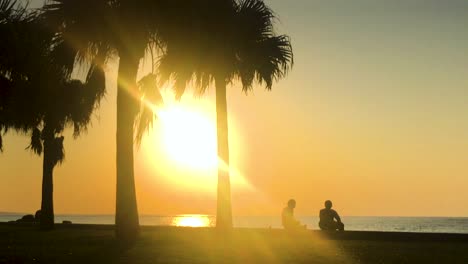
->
[1, 224, 467, 263]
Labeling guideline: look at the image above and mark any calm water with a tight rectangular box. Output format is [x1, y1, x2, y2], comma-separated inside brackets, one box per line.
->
[1, 213, 467, 234]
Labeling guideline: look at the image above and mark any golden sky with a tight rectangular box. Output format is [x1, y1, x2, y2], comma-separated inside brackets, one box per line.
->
[0, 0, 467, 217]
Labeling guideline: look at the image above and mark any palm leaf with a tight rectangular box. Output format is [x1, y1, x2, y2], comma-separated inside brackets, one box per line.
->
[0, 0, 33, 23]
[27, 127, 43, 156]
[134, 73, 163, 145]
[50, 136, 65, 166]
[239, 34, 293, 91]
[237, 0, 275, 38]
[157, 0, 293, 98]
[85, 62, 106, 105]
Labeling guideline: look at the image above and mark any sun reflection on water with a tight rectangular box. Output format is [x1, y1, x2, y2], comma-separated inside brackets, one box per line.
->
[172, 215, 213, 227]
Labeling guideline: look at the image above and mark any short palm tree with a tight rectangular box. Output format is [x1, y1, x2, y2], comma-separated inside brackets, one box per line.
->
[0, 0, 106, 230]
[158, 0, 293, 228]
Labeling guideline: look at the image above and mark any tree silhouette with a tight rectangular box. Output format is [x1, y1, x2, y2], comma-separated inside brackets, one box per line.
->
[0, 0, 106, 230]
[40, 0, 291, 235]
[158, 0, 293, 228]
[42, 0, 168, 241]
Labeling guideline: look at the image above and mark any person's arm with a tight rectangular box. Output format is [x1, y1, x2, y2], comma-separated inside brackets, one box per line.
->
[333, 210, 342, 223]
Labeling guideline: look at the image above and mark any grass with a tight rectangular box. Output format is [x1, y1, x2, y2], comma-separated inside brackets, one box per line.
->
[0, 224, 467, 263]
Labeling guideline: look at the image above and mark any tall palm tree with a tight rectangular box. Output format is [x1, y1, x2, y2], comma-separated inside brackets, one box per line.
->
[41, 0, 170, 241]
[158, 0, 293, 228]
[0, 0, 106, 230]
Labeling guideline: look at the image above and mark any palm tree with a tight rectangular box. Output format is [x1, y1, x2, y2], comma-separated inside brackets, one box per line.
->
[158, 0, 293, 228]
[41, 0, 171, 241]
[0, 0, 106, 230]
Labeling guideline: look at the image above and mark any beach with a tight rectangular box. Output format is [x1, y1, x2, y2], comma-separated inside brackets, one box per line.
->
[1, 223, 467, 264]
[3, 214, 468, 234]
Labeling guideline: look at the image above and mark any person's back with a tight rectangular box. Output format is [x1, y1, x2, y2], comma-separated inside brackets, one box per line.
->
[281, 199, 305, 230]
[282, 206, 296, 229]
[319, 208, 338, 224]
[319, 200, 344, 231]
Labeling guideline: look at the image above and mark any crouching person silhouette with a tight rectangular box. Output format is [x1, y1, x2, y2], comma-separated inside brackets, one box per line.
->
[319, 200, 344, 231]
[282, 199, 306, 231]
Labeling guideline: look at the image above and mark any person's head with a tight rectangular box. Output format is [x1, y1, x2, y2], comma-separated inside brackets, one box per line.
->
[287, 199, 296, 209]
[325, 200, 333, 209]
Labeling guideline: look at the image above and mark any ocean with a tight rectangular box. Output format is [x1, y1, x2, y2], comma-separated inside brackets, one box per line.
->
[1, 213, 467, 234]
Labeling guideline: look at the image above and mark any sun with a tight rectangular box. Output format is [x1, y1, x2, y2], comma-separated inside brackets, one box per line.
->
[140, 92, 252, 192]
[157, 103, 218, 170]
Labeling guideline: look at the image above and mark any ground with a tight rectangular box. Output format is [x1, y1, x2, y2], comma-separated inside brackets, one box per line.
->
[0, 224, 467, 263]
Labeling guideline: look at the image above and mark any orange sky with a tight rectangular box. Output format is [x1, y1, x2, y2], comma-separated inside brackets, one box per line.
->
[0, 0, 467, 217]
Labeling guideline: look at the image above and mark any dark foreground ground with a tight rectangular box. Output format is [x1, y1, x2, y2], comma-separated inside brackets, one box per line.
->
[1, 223, 467, 264]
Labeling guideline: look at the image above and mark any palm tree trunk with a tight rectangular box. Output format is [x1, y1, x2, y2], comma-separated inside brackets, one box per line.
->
[215, 76, 233, 229]
[115, 51, 140, 242]
[40, 131, 54, 230]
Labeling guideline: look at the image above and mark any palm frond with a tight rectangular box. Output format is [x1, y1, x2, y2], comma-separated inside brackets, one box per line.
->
[1, 1, 109, 159]
[134, 73, 163, 145]
[42, 0, 113, 70]
[193, 71, 214, 97]
[239, 34, 293, 91]
[50, 37, 77, 79]
[234, 0, 293, 92]
[27, 127, 43, 155]
[156, 0, 293, 98]
[138, 74, 163, 106]
[237, 0, 275, 39]
[85, 63, 106, 104]
[158, 50, 195, 99]
[0, 0, 17, 22]
[50, 135, 65, 166]
[0, 0, 34, 23]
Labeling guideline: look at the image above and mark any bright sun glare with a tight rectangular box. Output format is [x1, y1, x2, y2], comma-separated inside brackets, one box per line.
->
[157, 103, 218, 170]
[173, 215, 211, 227]
[141, 91, 251, 192]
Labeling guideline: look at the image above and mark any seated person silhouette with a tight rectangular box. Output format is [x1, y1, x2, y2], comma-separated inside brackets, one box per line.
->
[319, 200, 344, 231]
[282, 199, 306, 230]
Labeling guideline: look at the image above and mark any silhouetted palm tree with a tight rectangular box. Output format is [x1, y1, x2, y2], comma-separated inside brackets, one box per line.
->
[42, 0, 168, 241]
[158, 0, 293, 228]
[0, 0, 106, 230]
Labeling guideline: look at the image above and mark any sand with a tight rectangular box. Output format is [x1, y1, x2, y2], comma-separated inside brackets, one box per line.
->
[1, 223, 467, 263]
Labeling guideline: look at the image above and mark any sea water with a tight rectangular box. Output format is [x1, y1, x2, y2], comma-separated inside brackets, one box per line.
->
[1, 213, 467, 234]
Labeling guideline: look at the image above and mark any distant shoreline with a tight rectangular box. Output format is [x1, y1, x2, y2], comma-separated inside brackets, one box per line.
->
[1, 213, 468, 218]
[1, 222, 468, 242]
[1, 214, 468, 234]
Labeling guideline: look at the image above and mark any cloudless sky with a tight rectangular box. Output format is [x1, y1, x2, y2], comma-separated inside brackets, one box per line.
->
[0, 0, 467, 217]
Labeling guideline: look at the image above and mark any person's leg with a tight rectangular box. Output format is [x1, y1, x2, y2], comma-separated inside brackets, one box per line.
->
[331, 221, 344, 231]
[319, 222, 326, 230]
[336, 221, 344, 231]
[319, 222, 332, 231]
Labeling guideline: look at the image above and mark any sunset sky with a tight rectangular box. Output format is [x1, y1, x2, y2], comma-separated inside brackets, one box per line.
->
[0, 0, 467, 217]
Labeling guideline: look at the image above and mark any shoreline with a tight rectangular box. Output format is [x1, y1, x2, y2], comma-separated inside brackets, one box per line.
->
[2, 222, 468, 242]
